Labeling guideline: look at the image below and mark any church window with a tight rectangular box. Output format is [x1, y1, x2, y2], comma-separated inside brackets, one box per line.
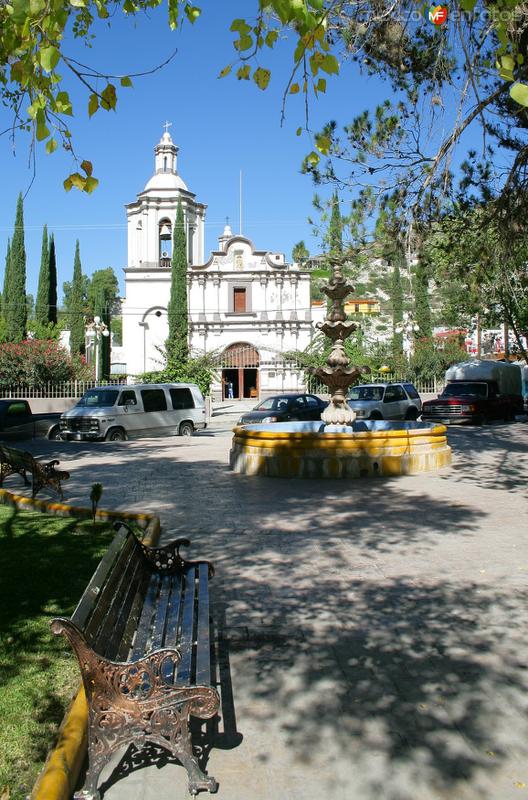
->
[234, 288, 247, 313]
[163, 156, 168, 172]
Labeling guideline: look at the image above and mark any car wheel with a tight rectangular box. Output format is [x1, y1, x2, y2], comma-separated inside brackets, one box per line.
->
[179, 421, 194, 437]
[48, 425, 62, 441]
[105, 427, 126, 441]
[405, 407, 419, 421]
[369, 411, 383, 420]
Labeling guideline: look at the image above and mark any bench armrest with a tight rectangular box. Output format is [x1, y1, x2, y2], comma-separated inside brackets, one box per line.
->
[114, 521, 215, 577]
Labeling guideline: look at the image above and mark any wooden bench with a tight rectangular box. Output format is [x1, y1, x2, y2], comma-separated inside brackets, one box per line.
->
[51, 523, 220, 799]
[0, 443, 70, 499]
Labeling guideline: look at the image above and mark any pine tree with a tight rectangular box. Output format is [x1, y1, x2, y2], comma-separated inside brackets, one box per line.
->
[166, 200, 188, 364]
[69, 240, 86, 355]
[4, 193, 27, 342]
[35, 225, 50, 327]
[48, 233, 58, 325]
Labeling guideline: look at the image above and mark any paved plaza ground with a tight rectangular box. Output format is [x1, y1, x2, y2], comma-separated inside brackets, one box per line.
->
[18, 406, 528, 800]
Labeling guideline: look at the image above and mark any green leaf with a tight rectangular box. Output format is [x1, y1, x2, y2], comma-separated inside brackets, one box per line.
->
[316, 77, 326, 93]
[100, 83, 117, 110]
[265, 30, 279, 48]
[39, 45, 60, 73]
[120, 76, 133, 87]
[45, 137, 58, 154]
[459, 0, 477, 10]
[236, 65, 250, 80]
[184, 4, 201, 22]
[81, 159, 93, 176]
[69, 172, 86, 190]
[55, 90, 73, 114]
[10, 0, 29, 24]
[289, 82, 300, 94]
[510, 82, 528, 106]
[320, 54, 339, 75]
[69, 0, 87, 6]
[296, 126, 302, 136]
[35, 110, 50, 141]
[306, 150, 320, 166]
[234, 33, 253, 51]
[253, 67, 271, 90]
[84, 176, 99, 193]
[88, 93, 99, 117]
[63, 176, 73, 192]
[218, 64, 232, 78]
[230, 18, 251, 34]
[518, 54, 524, 66]
[168, 0, 178, 29]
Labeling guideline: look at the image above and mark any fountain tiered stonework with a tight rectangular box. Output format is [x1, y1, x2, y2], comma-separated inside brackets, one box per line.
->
[230, 255, 452, 479]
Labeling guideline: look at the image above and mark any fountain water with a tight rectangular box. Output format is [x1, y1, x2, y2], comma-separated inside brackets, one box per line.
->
[230, 254, 452, 478]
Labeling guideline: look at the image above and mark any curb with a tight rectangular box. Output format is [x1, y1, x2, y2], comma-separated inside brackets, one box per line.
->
[3, 490, 163, 800]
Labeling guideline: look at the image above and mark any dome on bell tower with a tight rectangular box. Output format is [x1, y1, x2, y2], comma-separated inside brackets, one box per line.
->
[143, 124, 188, 192]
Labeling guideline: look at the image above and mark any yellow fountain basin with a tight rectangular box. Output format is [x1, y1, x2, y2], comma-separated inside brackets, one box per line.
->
[230, 421, 451, 478]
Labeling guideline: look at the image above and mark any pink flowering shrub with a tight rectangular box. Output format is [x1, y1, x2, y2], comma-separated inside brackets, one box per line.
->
[0, 339, 92, 387]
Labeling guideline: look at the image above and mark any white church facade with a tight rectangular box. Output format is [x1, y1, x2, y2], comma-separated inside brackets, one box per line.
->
[122, 129, 314, 399]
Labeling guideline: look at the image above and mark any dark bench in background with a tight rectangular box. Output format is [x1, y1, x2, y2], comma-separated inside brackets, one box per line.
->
[51, 522, 220, 799]
[0, 443, 69, 499]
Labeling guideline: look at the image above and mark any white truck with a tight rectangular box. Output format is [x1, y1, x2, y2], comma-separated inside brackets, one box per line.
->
[422, 360, 524, 424]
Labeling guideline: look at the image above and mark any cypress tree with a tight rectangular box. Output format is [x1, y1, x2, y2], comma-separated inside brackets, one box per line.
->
[328, 190, 343, 254]
[391, 257, 404, 360]
[4, 193, 27, 342]
[35, 225, 50, 327]
[166, 200, 188, 364]
[69, 240, 86, 355]
[48, 233, 58, 325]
[413, 258, 432, 339]
[2, 238, 11, 317]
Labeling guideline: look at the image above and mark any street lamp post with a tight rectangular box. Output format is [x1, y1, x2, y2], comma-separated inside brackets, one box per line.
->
[91, 315, 110, 382]
[395, 312, 420, 357]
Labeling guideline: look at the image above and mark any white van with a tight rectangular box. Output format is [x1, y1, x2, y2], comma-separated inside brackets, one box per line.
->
[60, 383, 207, 441]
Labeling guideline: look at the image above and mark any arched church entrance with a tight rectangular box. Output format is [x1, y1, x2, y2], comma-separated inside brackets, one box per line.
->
[221, 343, 260, 400]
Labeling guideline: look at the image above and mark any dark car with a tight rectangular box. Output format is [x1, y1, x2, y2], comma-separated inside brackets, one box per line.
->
[237, 393, 327, 424]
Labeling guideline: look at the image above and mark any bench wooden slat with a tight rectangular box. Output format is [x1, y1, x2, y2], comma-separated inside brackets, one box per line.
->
[116, 569, 151, 662]
[71, 527, 130, 629]
[161, 573, 184, 682]
[150, 574, 172, 651]
[195, 563, 211, 686]
[130, 573, 162, 661]
[101, 556, 146, 660]
[93, 547, 143, 656]
[175, 567, 197, 686]
[83, 536, 138, 645]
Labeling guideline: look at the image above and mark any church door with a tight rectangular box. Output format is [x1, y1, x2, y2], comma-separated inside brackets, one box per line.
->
[221, 344, 260, 400]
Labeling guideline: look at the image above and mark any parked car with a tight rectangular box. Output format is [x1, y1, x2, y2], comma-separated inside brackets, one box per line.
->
[60, 383, 207, 441]
[0, 399, 62, 441]
[347, 382, 422, 420]
[422, 360, 523, 424]
[238, 393, 327, 424]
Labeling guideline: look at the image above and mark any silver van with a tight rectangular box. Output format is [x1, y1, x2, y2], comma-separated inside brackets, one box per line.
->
[60, 383, 207, 441]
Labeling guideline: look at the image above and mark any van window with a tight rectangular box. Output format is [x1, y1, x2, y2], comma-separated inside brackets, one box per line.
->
[141, 389, 167, 412]
[77, 389, 119, 408]
[118, 390, 137, 406]
[170, 388, 194, 409]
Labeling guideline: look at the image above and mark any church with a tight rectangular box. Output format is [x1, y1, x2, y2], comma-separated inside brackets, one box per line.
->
[121, 128, 314, 400]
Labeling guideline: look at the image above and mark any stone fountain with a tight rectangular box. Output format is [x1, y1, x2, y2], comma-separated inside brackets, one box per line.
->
[230, 254, 452, 479]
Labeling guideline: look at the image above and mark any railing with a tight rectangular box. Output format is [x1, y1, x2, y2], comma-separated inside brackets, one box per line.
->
[0, 379, 127, 399]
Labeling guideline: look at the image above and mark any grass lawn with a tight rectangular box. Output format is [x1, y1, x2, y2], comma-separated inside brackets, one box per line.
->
[0, 504, 120, 799]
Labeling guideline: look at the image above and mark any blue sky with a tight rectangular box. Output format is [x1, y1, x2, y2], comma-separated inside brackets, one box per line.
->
[0, 1, 474, 302]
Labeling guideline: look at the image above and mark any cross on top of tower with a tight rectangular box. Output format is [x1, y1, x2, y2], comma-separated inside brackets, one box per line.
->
[163, 120, 172, 134]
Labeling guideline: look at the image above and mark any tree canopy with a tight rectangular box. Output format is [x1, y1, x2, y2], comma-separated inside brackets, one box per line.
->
[1, 0, 527, 197]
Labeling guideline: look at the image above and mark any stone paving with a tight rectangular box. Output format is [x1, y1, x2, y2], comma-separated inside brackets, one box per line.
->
[17, 407, 528, 799]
